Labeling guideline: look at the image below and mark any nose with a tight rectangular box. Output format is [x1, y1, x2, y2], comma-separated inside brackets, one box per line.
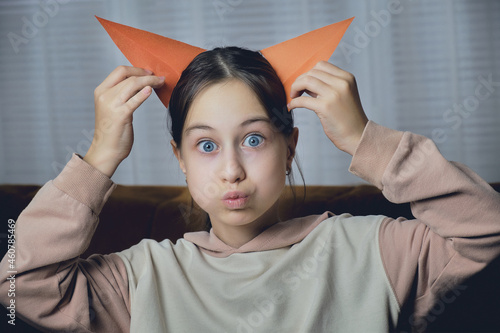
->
[220, 148, 246, 184]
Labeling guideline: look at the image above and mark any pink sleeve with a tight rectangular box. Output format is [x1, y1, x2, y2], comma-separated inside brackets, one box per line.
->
[349, 121, 500, 330]
[0, 154, 131, 332]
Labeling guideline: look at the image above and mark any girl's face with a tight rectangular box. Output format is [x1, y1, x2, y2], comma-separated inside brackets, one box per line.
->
[172, 79, 298, 243]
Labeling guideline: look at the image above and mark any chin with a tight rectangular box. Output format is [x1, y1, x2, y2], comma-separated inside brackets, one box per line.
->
[221, 210, 259, 226]
[204, 207, 260, 228]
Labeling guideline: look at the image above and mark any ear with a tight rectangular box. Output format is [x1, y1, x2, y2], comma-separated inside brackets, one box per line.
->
[171, 139, 186, 174]
[286, 127, 299, 170]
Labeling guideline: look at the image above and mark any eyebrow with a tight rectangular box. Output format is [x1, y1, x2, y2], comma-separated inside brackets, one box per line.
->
[184, 117, 271, 136]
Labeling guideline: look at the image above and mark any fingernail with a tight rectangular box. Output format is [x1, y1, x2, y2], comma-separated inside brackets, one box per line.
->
[159, 76, 165, 81]
[142, 86, 152, 95]
[145, 69, 153, 74]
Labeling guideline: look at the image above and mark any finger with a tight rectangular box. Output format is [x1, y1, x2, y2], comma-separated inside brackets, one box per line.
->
[116, 75, 165, 104]
[309, 68, 356, 94]
[302, 68, 358, 102]
[124, 86, 153, 112]
[290, 74, 330, 100]
[100, 66, 155, 90]
[288, 95, 321, 112]
[305, 69, 344, 86]
[313, 61, 354, 81]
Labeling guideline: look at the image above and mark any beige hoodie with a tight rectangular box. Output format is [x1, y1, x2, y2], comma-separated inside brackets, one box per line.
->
[1, 121, 499, 332]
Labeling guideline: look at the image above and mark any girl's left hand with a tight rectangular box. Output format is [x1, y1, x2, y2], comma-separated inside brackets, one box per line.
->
[288, 61, 369, 156]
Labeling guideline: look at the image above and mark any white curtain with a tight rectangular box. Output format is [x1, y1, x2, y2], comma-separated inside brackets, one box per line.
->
[1, 0, 499, 185]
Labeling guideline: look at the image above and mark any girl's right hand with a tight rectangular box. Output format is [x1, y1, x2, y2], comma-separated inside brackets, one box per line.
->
[83, 66, 165, 177]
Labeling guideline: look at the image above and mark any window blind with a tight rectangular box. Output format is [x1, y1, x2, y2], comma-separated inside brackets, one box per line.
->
[1, 0, 498, 185]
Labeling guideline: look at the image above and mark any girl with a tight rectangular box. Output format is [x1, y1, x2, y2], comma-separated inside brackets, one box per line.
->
[1, 46, 500, 332]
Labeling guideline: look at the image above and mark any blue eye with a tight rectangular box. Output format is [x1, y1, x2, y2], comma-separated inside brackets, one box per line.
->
[243, 134, 264, 147]
[197, 140, 217, 153]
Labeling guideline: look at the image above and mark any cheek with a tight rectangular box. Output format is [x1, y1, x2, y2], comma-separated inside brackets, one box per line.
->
[184, 157, 221, 209]
[247, 146, 287, 195]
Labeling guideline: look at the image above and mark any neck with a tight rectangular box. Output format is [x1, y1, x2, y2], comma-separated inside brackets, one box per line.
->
[211, 201, 280, 248]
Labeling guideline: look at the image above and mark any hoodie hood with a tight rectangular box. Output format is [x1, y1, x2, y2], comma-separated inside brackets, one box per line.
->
[184, 211, 333, 258]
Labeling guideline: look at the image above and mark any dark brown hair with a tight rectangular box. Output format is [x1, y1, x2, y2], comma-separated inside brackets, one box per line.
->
[168, 46, 294, 146]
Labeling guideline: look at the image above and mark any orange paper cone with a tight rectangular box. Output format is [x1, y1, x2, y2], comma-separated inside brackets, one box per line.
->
[97, 16, 353, 107]
[261, 17, 354, 103]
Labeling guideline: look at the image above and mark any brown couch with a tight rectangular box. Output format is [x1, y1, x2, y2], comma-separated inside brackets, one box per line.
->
[1, 183, 500, 332]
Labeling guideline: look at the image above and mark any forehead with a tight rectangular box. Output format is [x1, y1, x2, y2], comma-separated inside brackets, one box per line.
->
[185, 79, 269, 128]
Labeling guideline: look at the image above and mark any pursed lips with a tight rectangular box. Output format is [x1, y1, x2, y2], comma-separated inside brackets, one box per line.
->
[222, 191, 249, 209]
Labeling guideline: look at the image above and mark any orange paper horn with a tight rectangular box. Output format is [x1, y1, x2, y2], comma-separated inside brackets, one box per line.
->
[96, 16, 206, 109]
[261, 17, 354, 103]
[97, 16, 353, 107]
